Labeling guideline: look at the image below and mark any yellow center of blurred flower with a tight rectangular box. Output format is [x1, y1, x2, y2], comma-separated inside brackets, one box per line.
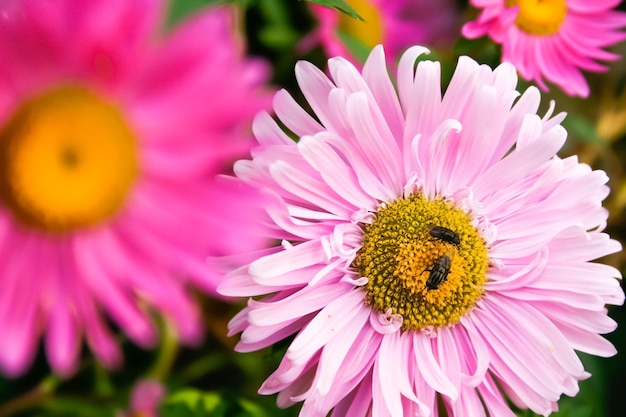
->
[338, 0, 384, 49]
[0, 86, 138, 233]
[507, 0, 567, 36]
[354, 193, 489, 331]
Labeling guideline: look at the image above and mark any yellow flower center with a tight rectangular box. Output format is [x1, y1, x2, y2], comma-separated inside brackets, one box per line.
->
[0, 86, 138, 233]
[338, 0, 384, 49]
[354, 193, 489, 331]
[507, 0, 567, 36]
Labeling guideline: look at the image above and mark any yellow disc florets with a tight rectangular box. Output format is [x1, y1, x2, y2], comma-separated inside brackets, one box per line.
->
[337, 0, 384, 49]
[507, 0, 567, 36]
[0, 86, 138, 233]
[354, 192, 489, 331]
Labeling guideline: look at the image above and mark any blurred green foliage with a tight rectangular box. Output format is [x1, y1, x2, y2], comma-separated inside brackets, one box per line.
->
[304, 0, 361, 19]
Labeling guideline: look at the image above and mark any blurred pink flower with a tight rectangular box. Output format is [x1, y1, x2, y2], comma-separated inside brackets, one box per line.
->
[462, 0, 626, 97]
[0, 0, 272, 377]
[303, 0, 460, 65]
[116, 379, 164, 417]
[220, 45, 623, 416]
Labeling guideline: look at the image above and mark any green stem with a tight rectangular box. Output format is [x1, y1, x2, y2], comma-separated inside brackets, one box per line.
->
[146, 318, 179, 382]
[0, 375, 59, 417]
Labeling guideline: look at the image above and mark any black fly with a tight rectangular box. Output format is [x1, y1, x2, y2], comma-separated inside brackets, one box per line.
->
[428, 225, 460, 247]
[424, 254, 451, 290]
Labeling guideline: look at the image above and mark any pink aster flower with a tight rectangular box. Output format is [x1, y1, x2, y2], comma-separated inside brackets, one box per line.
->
[303, 0, 460, 65]
[0, 0, 272, 377]
[462, 0, 626, 97]
[219, 45, 624, 416]
[116, 379, 165, 417]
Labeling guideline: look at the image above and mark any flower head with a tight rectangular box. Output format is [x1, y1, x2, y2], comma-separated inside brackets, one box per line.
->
[0, 0, 271, 377]
[304, 0, 460, 65]
[462, 0, 626, 97]
[220, 45, 623, 416]
[116, 379, 164, 417]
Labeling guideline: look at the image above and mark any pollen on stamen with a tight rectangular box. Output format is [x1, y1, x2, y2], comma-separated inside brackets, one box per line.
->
[354, 192, 489, 331]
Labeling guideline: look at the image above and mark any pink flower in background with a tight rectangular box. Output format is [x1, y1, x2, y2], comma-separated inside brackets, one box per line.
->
[116, 379, 164, 417]
[220, 45, 623, 416]
[303, 0, 460, 65]
[0, 0, 272, 377]
[462, 0, 626, 97]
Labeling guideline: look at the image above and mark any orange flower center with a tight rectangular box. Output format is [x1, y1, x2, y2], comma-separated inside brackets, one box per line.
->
[508, 0, 567, 36]
[337, 0, 384, 49]
[354, 193, 489, 331]
[0, 86, 138, 233]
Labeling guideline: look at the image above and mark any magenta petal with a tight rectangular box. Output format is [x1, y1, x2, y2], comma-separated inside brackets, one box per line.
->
[0, 0, 273, 378]
[46, 300, 80, 377]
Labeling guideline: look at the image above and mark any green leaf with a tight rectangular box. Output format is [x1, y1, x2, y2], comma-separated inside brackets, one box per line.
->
[160, 389, 287, 417]
[562, 113, 602, 144]
[161, 389, 222, 415]
[254, 0, 301, 49]
[167, 0, 229, 26]
[33, 397, 117, 417]
[335, 30, 371, 63]
[159, 402, 199, 417]
[238, 398, 270, 417]
[259, 26, 299, 48]
[302, 0, 362, 20]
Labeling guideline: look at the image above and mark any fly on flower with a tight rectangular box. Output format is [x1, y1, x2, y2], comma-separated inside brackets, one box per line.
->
[425, 225, 459, 290]
[423, 253, 452, 291]
[219, 44, 623, 416]
[428, 225, 461, 247]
